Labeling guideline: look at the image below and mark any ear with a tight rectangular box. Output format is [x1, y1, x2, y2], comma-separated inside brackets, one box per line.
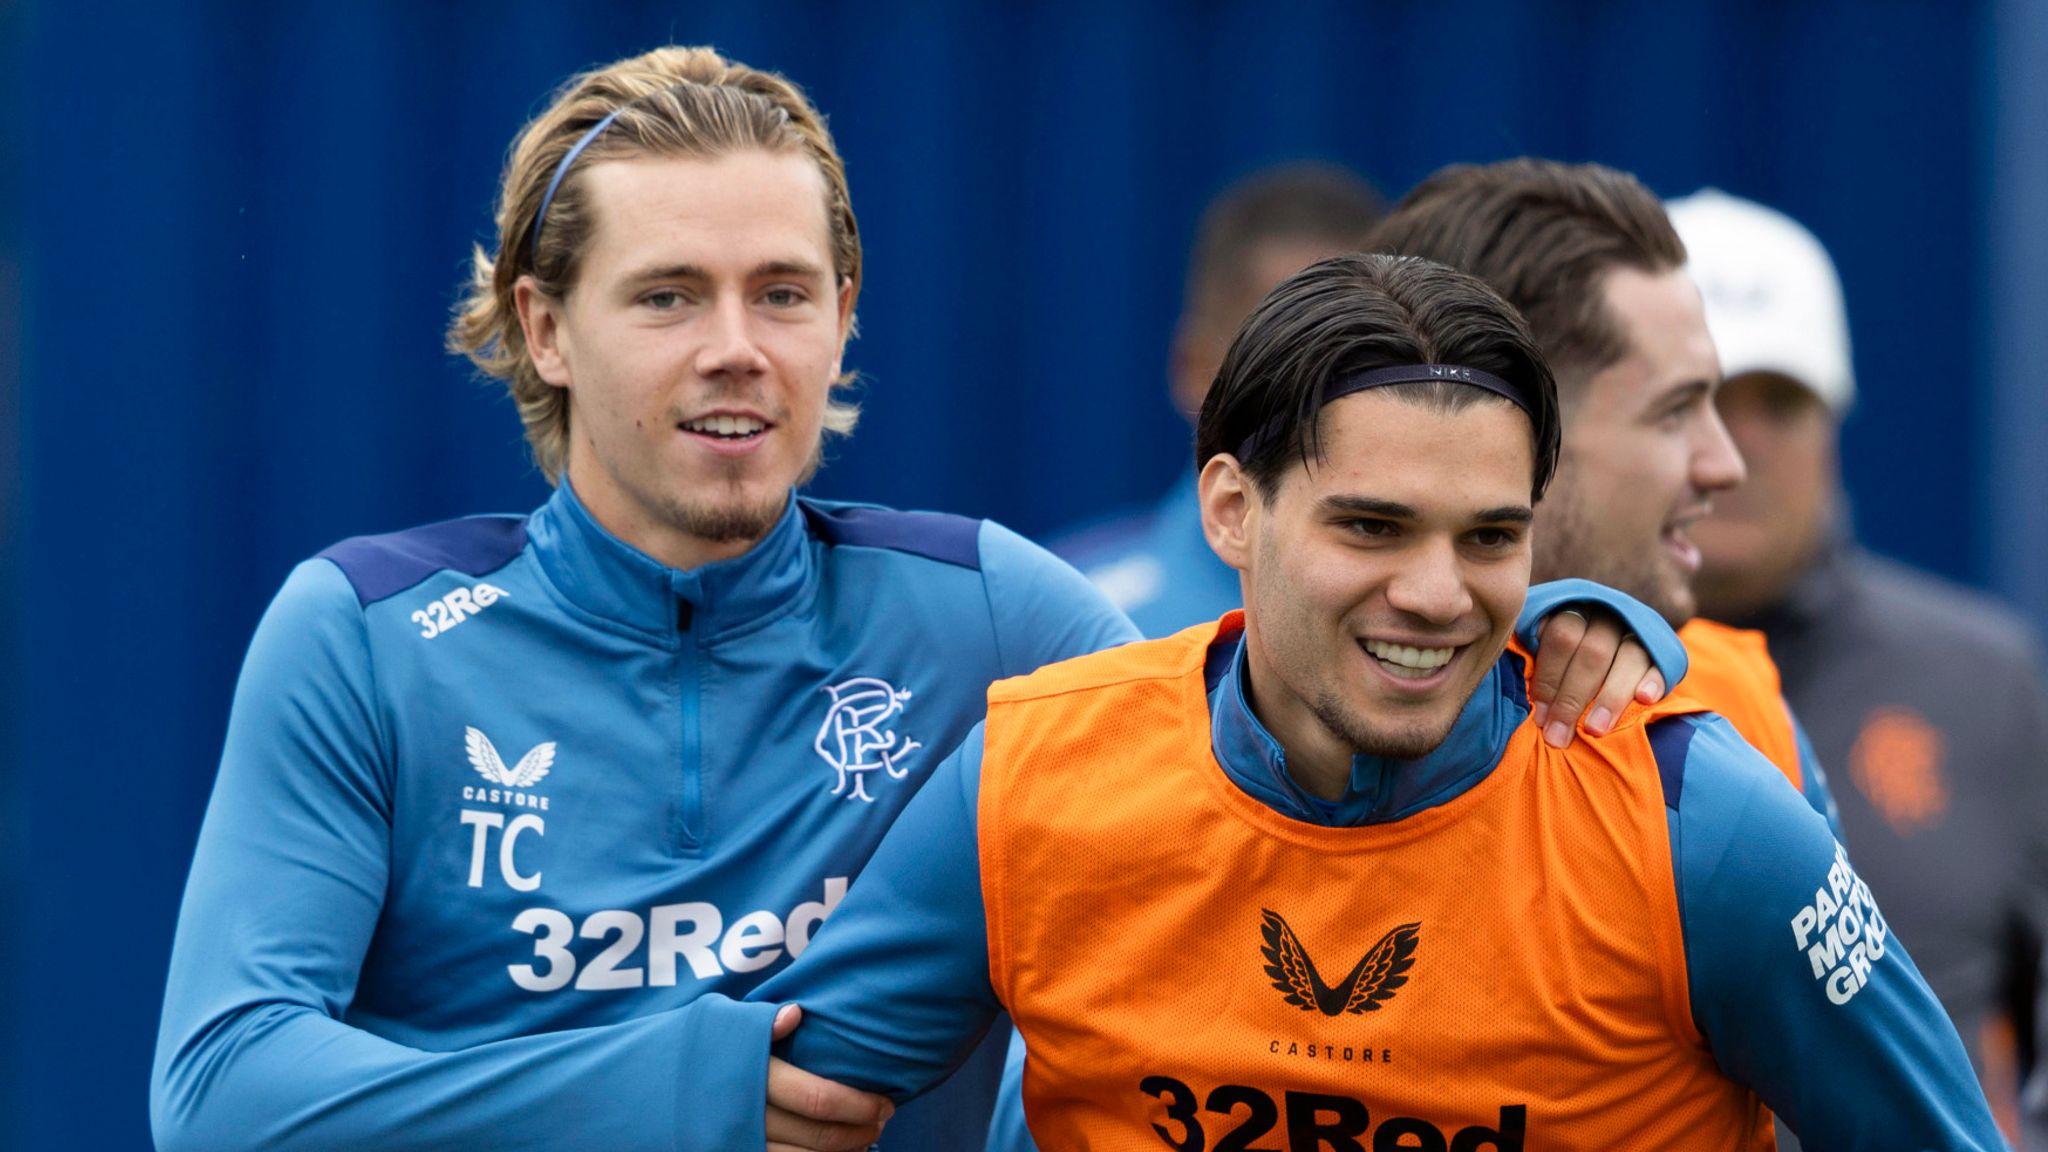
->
[515, 275, 572, 389]
[1199, 453, 1257, 572]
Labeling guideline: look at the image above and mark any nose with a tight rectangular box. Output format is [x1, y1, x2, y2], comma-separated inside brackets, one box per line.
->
[1692, 400, 1747, 495]
[1384, 536, 1474, 626]
[695, 294, 770, 378]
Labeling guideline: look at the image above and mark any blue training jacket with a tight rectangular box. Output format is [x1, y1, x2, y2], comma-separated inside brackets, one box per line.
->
[150, 482, 1138, 1152]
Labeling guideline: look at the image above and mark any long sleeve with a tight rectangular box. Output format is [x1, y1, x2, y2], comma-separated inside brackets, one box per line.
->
[981, 521, 1141, 676]
[150, 560, 777, 1152]
[1663, 713, 2005, 1150]
[753, 725, 1001, 1098]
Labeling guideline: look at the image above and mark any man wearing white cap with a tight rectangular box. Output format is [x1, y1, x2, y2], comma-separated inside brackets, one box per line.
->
[1671, 188, 2048, 1146]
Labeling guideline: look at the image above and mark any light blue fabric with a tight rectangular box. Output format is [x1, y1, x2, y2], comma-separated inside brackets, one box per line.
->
[150, 483, 1135, 1152]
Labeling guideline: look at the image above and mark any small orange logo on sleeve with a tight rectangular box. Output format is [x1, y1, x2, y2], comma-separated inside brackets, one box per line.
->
[1847, 706, 1948, 833]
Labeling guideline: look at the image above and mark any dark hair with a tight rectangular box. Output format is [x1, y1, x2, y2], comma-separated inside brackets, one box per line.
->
[1195, 253, 1560, 501]
[1186, 162, 1385, 311]
[1365, 159, 1684, 404]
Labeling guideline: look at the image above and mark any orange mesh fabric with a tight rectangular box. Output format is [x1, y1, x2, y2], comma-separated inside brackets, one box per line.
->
[1677, 618, 1803, 792]
[979, 613, 1774, 1151]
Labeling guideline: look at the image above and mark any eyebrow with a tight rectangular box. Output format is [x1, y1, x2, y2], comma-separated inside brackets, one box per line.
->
[1318, 494, 1533, 525]
[619, 259, 829, 287]
[1320, 495, 1417, 520]
[1473, 505, 1536, 525]
[1648, 378, 1714, 411]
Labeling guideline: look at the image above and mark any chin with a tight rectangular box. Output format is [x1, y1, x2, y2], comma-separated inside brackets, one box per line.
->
[669, 490, 789, 544]
[1328, 699, 1464, 761]
[1648, 580, 1696, 628]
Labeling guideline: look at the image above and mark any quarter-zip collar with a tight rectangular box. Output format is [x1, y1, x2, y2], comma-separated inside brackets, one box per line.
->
[527, 481, 814, 642]
[1207, 624, 1528, 827]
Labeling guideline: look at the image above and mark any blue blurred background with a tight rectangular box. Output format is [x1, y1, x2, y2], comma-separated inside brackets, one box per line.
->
[5, 1, 2048, 1148]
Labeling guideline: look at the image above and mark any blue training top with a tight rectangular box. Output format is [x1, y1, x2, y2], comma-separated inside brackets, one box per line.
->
[150, 482, 1137, 1152]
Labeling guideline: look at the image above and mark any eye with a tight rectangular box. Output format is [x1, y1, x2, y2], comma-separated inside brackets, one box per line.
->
[1467, 525, 1522, 549]
[1342, 518, 1399, 539]
[641, 288, 687, 310]
[762, 286, 808, 308]
[1657, 389, 1708, 429]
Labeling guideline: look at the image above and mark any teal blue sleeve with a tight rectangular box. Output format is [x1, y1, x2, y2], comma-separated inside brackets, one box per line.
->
[1515, 577, 1689, 690]
[150, 561, 778, 1152]
[980, 522, 1140, 677]
[1660, 713, 2003, 1149]
[754, 726, 1000, 1098]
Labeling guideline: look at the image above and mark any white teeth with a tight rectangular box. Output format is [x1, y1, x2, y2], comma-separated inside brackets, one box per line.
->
[1364, 640, 1454, 676]
[684, 415, 767, 438]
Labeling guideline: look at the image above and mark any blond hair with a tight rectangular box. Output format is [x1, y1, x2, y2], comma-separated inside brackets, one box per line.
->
[449, 46, 862, 481]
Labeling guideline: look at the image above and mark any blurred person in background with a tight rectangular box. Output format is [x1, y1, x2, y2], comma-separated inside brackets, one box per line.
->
[1670, 188, 2048, 1147]
[1051, 162, 1385, 637]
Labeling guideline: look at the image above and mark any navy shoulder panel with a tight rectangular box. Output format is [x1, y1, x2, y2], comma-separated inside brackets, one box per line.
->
[317, 515, 529, 606]
[798, 500, 982, 571]
[1646, 714, 1700, 812]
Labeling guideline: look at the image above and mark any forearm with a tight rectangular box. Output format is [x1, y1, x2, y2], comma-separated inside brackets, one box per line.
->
[154, 991, 774, 1152]
[754, 730, 1003, 1098]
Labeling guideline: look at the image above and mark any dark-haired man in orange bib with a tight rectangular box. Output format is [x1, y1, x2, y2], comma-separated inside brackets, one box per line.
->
[751, 253, 1996, 1150]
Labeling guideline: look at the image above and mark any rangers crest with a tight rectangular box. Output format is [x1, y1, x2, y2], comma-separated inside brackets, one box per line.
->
[814, 677, 922, 802]
[466, 726, 556, 788]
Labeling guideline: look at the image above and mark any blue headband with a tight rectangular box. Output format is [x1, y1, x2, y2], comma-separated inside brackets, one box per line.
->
[529, 106, 626, 256]
[1236, 363, 1533, 457]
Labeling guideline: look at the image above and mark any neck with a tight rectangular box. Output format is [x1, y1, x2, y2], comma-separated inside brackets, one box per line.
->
[1237, 636, 1355, 802]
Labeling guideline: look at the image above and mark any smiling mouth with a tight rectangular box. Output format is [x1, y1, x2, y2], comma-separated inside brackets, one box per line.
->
[1661, 515, 1705, 571]
[1361, 638, 1459, 680]
[679, 414, 772, 441]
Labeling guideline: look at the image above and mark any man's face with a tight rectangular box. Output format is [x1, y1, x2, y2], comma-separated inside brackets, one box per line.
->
[1691, 373, 1838, 620]
[1534, 266, 1744, 625]
[1205, 391, 1534, 787]
[521, 149, 850, 568]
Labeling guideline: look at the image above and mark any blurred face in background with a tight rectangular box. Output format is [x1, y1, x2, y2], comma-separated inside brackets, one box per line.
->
[1171, 238, 1360, 420]
[1691, 372, 1839, 620]
[1533, 266, 1744, 626]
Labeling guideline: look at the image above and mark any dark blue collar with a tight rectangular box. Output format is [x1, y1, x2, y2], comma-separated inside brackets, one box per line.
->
[1206, 626, 1529, 826]
[527, 482, 812, 642]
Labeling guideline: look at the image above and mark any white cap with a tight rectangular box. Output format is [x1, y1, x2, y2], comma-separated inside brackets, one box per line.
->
[1666, 188, 1855, 413]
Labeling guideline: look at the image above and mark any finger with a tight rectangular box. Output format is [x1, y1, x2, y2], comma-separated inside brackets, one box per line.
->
[1581, 639, 1653, 736]
[768, 1057, 895, 1127]
[765, 1109, 886, 1152]
[772, 1003, 801, 1042]
[1527, 609, 1589, 730]
[1544, 615, 1620, 748]
[1635, 666, 1667, 704]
